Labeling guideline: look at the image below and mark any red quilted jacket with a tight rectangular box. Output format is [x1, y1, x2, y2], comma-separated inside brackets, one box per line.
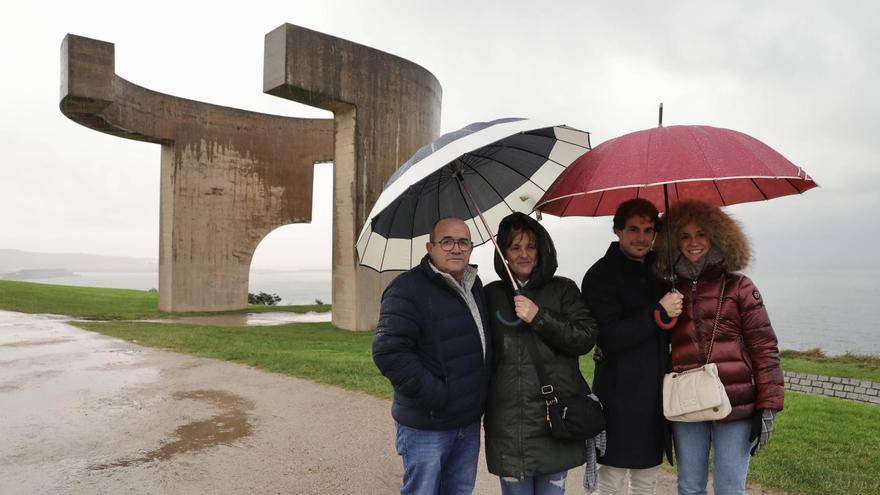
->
[670, 266, 785, 422]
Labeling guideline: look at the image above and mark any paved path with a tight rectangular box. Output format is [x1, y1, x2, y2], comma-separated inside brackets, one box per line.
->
[0, 311, 776, 494]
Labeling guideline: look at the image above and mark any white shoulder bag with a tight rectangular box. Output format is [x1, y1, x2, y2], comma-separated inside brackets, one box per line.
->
[663, 277, 732, 422]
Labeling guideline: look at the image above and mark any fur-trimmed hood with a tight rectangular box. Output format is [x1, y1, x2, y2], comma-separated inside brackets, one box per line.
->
[653, 200, 751, 277]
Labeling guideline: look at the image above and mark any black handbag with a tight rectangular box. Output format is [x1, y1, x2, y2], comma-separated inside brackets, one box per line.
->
[523, 328, 605, 440]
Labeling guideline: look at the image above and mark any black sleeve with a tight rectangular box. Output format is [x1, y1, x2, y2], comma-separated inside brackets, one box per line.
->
[581, 265, 661, 355]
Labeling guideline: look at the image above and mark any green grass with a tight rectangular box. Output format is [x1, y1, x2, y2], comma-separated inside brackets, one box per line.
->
[748, 391, 880, 494]
[780, 349, 880, 382]
[72, 321, 389, 398]
[0, 279, 162, 319]
[579, 353, 596, 379]
[0, 279, 329, 320]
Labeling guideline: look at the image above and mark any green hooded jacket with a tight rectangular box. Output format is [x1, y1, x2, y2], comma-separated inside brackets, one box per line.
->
[484, 212, 598, 478]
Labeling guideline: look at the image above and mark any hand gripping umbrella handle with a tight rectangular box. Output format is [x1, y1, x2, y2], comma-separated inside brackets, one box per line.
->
[454, 171, 524, 328]
[496, 288, 526, 327]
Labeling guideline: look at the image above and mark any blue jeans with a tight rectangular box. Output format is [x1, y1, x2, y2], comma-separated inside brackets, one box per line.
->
[499, 471, 568, 495]
[395, 421, 480, 495]
[672, 419, 752, 495]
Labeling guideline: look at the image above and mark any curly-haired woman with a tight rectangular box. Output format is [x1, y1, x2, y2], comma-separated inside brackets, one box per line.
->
[653, 200, 784, 495]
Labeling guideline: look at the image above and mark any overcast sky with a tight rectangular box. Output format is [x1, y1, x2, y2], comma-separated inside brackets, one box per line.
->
[1, 0, 877, 280]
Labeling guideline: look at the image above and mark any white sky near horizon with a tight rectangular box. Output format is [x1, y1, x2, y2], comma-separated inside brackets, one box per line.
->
[1, 0, 878, 281]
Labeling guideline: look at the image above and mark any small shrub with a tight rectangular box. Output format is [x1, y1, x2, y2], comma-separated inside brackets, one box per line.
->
[839, 352, 880, 369]
[780, 348, 880, 371]
[782, 348, 826, 359]
[248, 292, 282, 305]
[315, 298, 325, 305]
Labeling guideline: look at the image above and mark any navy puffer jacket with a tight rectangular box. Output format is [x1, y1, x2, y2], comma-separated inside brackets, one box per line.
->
[372, 254, 492, 430]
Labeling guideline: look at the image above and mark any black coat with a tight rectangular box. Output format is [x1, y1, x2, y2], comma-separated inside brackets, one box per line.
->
[580, 243, 673, 468]
[372, 254, 491, 431]
[484, 213, 598, 477]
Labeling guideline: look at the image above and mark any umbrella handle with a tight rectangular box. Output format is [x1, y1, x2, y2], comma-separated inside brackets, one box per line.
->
[455, 173, 521, 291]
[496, 310, 525, 328]
[497, 289, 527, 327]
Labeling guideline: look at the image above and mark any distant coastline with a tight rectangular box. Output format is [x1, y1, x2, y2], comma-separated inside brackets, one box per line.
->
[0, 248, 157, 274]
[2, 268, 77, 280]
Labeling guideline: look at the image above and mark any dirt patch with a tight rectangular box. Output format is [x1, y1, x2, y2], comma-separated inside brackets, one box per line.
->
[91, 390, 255, 471]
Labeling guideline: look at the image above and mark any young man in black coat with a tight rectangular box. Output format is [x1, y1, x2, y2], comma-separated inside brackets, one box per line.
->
[581, 199, 683, 495]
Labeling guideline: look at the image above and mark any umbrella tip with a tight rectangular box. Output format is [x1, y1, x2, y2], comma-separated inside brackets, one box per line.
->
[658, 103, 664, 127]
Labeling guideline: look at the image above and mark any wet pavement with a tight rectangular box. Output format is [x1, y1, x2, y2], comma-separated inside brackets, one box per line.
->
[0, 310, 778, 494]
[0, 310, 403, 494]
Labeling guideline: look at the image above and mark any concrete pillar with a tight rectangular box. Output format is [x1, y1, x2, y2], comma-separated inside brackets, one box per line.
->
[263, 24, 442, 331]
[60, 34, 335, 312]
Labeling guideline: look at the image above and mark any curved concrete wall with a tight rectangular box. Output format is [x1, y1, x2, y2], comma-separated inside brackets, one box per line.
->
[264, 24, 442, 330]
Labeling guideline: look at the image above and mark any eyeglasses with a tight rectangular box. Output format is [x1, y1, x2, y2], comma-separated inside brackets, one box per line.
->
[432, 237, 473, 252]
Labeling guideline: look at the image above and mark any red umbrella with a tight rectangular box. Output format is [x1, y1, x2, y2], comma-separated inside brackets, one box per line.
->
[536, 125, 817, 217]
[535, 122, 818, 282]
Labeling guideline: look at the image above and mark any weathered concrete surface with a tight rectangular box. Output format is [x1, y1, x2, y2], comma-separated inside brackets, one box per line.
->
[264, 24, 443, 331]
[59, 34, 335, 313]
[0, 311, 785, 494]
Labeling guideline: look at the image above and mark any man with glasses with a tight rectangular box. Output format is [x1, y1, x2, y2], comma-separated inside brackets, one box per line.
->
[373, 217, 491, 495]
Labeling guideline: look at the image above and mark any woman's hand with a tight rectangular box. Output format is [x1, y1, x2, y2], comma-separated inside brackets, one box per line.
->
[659, 290, 684, 318]
[750, 409, 778, 456]
[513, 295, 540, 323]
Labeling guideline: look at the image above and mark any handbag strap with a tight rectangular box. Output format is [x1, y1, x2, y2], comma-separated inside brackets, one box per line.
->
[522, 329, 558, 403]
[704, 276, 727, 363]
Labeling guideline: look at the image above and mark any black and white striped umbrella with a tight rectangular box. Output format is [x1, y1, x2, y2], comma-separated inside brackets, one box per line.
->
[356, 118, 591, 272]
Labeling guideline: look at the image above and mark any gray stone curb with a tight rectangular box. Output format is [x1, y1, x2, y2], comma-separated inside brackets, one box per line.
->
[784, 371, 880, 406]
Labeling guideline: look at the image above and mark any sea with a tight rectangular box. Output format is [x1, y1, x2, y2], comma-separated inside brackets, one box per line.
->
[19, 268, 880, 356]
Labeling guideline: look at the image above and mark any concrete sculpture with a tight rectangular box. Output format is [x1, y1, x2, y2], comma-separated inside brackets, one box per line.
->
[60, 25, 441, 330]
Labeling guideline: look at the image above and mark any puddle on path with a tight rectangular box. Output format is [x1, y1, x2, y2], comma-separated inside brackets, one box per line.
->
[141, 311, 331, 327]
[90, 389, 255, 470]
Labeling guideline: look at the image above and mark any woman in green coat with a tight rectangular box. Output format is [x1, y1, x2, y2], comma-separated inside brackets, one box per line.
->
[484, 212, 599, 494]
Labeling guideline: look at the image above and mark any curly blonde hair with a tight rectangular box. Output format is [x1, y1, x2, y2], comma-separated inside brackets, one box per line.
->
[653, 199, 751, 275]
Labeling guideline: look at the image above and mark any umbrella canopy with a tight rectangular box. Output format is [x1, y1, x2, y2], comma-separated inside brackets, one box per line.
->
[357, 117, 591, 272]
[536, 125, 817, 216]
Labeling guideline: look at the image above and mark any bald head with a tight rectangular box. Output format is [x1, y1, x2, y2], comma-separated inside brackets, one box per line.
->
[431, 218, 468, 242]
